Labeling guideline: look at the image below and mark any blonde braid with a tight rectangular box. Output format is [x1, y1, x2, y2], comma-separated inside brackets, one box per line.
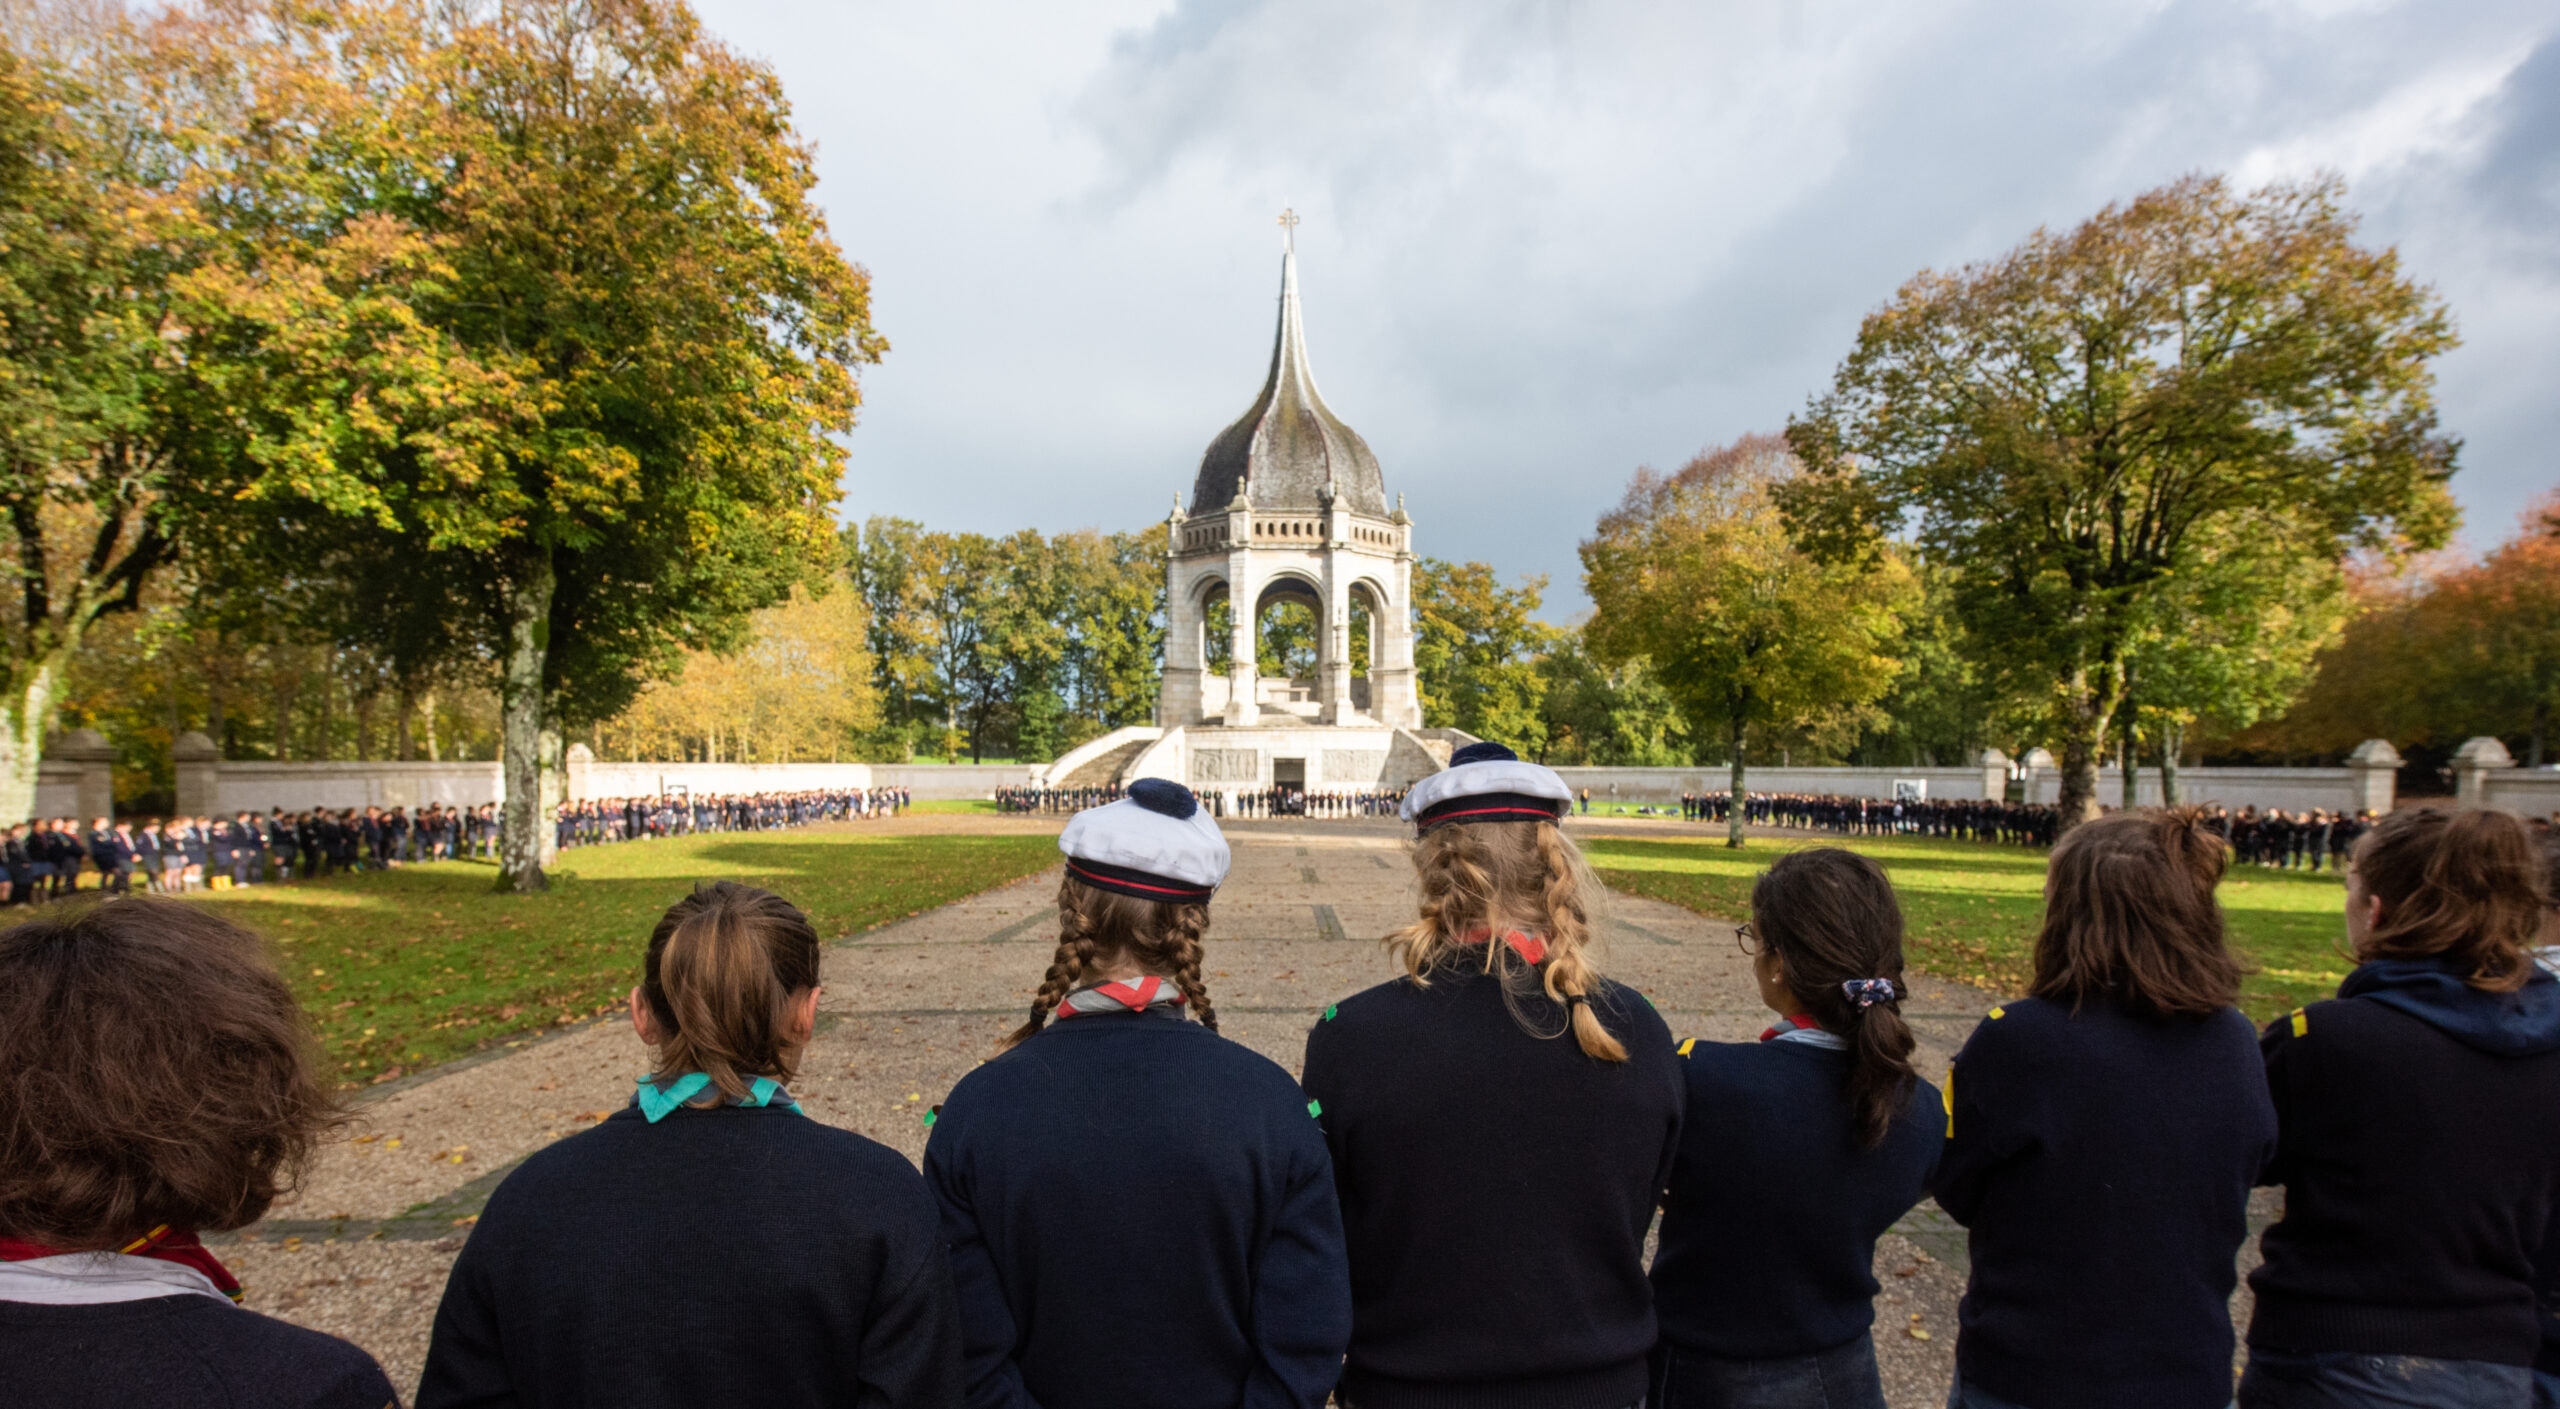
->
[1006, 876, 1103, 1047]
[1535, 821, 1626, 1062]
[1158, 907, 1221, 1034]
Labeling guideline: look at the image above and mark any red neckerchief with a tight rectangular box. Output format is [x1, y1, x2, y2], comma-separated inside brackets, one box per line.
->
[1458, 928, 1549, 964]
[1054, 975, 1188, 1020]
[0, 1224, 244, 1302]
[1758, 1013, 1822, 1043]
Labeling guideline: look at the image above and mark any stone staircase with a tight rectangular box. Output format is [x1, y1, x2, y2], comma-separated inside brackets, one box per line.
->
[1050, 735, 1155, 790]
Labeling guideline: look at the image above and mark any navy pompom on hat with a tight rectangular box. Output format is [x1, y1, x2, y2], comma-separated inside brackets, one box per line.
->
[1059, 779, 1231, 904]
[1399, 741, 1575, 832]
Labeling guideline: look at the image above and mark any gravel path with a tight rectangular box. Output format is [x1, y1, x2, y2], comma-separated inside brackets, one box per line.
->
[217, 815, 2214, 1408]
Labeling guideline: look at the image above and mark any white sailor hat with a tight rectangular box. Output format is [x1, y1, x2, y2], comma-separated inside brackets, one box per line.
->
[1059, 779, 1232, 904]
[1400, 741, 1574, 831]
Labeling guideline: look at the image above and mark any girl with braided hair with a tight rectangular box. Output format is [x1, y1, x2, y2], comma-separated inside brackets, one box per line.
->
[1301, 742, 1683, 1409]
[924, 778, 1350, 1409]
[1649, 847, 1942, 1409]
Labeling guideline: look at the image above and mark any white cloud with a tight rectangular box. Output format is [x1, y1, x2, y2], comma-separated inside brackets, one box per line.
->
[697, 0, 2560, 614]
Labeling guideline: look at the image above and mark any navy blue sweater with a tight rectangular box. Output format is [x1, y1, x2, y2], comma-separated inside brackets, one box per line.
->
[923, 1008, 1349, 1409]
[0, 1295, 397, 1408]
[416, 1103, 962, 1409]
[1933, 997, 2273, 1409]
[1651, 1037, 1942, 1360]
[2250, 960, 2560, 1365]
[1301, 965, 1682, 1409]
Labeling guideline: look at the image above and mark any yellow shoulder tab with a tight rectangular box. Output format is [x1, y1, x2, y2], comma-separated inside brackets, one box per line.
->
[2289, 1008, 2309, 1038]
[1676, 1038, 1697, 1058]
[1941, 1065, 1956, 1138]
[1987, 1005, 2006, 1020]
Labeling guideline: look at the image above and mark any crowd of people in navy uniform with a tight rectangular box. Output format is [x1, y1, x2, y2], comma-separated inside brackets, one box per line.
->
[3, 741, 2557, 1409]
[1672, 791, 2066, 848]
[3, 788, 908, 900]
[2207, 805, 2374, 871]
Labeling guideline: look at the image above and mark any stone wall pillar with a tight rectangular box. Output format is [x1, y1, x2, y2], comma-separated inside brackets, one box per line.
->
[172, 730, 222, 817]
[2019, 748, 2054, 805]
[1367, 504, 1422, 729]
[2453, 736, 2514, 810]
[1224, 499, 1260, 726]
[565, 742, 595, 803]
[1975, 748, 2009, 802]
[46, 728, 117, 823]
[2345, 739, 2402, 815]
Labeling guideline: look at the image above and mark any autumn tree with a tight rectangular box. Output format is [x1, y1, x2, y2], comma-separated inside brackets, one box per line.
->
[1584, 434, 1913, 847]
[1412, 558, 1557, 753]
[1785, 175, 2458, 829]
[200, 0, 879, 890]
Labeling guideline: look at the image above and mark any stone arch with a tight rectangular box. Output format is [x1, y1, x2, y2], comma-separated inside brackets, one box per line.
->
[1347, 576, 1393, 678]
[1252, 571, 1325, 682]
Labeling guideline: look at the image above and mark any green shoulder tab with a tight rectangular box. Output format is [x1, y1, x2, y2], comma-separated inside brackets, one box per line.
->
[1322, 1004, 1339, 1022]
[1306, 1098, 1323, 1119]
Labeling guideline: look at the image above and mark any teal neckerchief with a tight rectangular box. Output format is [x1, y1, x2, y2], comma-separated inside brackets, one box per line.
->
[634, 1072, 794, 1124]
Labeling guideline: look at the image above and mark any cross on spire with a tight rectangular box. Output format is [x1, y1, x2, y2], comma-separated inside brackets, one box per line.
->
[1278, 207, 1300, 253]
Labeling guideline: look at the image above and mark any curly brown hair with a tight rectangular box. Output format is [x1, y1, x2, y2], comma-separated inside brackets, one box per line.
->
[1008, 876, 1217, 1046]
[0, 898, 342, 1248]
[2353, 807, 2549, 991]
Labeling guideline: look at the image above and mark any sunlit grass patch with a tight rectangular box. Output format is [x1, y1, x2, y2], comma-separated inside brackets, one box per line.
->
[1585, 832, 2350, 1021]
[189, 830, 1058, 1087]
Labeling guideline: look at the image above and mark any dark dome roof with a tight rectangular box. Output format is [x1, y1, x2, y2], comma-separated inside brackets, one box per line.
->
[1189, 250, 1388, 517]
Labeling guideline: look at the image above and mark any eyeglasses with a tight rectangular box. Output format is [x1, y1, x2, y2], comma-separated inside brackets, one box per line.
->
[1735, 922, 1759, 957]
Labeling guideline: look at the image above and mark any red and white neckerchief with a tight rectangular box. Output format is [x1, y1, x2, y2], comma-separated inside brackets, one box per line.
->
[0, 1224, 244, 1306]
[1054, 975, 1189, 1021]
[1759, 1013, 1847, 1050]
[1458, 928, 1548, 965]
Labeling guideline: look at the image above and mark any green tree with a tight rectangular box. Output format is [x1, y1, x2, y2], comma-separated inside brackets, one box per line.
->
[204, 1, 880, 889]
[1585, 434, 1914, 847]
[1785, 174, 2458, 828]
[1412, 558, 1556, 753]
[1536, 634, 1690, 766]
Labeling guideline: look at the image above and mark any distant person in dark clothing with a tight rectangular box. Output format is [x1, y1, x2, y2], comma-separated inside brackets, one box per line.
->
[1935, 810, 2276, 1409]
[1651, 849, 1942, 1409]
[0, 898, 396, 1408]
[2242, 807, 2560, 1409]
[927, 779, 1348, 1409]
[1305, 743, 1682, 1409]
[418, 881, 962, 1409]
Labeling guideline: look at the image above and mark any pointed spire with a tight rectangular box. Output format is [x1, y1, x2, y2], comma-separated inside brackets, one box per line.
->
[1186, 216, 1388, 516]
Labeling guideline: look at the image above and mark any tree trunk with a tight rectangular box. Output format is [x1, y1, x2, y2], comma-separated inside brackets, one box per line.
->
[2119, 706, 2140, 810]
[0, 659, 64, 828]
[497, 552, 558, 894]
[1726, 714, 1748, 850]
[2531, 698, 2547, 770]
[421, 688, 441, 762]
[2160, 718, 2184, 807]
[2054, 696, 2110, 833]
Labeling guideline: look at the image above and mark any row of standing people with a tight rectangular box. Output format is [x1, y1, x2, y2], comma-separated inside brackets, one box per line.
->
[553, 787, 907, 848]
[3, 806, 496, 900]
[994, 785, 1124, 814]
[1679, 790, 2065, 847]
[7, 748, 2556, 1409]
[2207, 805, 2373, 870]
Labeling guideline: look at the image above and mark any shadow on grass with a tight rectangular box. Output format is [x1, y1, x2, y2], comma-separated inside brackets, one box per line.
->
[190, 831, 1059, 1087]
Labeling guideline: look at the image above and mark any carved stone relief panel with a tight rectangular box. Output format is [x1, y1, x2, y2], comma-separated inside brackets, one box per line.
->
[1190, 749, 1261, 783]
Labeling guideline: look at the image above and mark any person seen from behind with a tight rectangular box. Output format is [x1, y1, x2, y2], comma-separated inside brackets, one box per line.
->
[1303, 742, 1684, 1409]
[1650, 848, 1942, 1409]
[416, 881, 962, 1408]
[0, 898, 397, 1408]
[925, 778, 1349, 1408]
[1934, 809, 2276, 1409]
[2240, 807, 2560, 1409]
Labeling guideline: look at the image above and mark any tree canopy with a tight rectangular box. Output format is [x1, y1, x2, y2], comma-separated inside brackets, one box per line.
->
[1785, 174, 2458, 828]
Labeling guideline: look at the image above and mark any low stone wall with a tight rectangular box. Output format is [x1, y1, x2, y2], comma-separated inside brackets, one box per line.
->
[2475, 767, 2560, 820]
[1556, 763, 2006, 804]
[2025, 766, 2369, 814]
[864, 763, 1043, 800]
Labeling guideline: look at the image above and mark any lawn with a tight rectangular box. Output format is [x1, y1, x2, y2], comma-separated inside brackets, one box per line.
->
[1584, 832, 2353, 1021]
[188, 830, 1059, 1088]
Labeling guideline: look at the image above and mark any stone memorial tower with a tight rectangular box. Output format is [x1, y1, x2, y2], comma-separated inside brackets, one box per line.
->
[1034, 214, 1458, 801]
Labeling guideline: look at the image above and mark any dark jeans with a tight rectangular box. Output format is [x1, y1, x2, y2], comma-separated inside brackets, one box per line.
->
[1947, 1378, 2235, 1409]
[1658, 1334, 1885, 1409]
[2536, 1369, 2560, 1409]
[2238, 1348, 2532, 1409]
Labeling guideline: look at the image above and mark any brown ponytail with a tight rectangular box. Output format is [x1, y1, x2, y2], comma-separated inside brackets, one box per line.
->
[2031, 807, 2243, 1018]
[641, 882, 822, 1103]
[1007, 876, 1217, 1047]
[1750, 848, 1918, 1148]
[2353, 807, 2547, 992]
[1388, 819, 1627, 1062]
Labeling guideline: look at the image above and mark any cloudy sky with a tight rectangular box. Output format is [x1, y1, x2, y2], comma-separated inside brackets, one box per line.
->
[696, 0, 2558, 617]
